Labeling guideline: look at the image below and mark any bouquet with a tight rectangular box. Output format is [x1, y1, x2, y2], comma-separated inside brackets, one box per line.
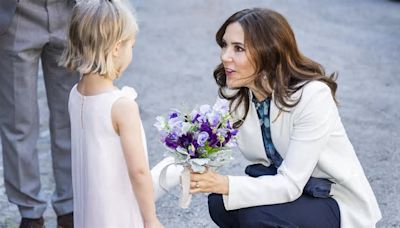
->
[154, 99, 238, 208]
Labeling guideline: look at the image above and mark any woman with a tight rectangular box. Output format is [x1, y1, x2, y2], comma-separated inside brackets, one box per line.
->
[189, 8, 381, 227]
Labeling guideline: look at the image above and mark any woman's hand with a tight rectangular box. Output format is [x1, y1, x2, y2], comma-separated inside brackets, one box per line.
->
[189, 168, 229, 195]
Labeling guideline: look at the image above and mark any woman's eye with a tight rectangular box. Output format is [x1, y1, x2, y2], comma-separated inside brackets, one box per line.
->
[221, 41, 227, 48]
[234, 46, 245, 52]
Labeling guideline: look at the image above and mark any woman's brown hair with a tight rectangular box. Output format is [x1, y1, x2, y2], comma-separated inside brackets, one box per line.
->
[214, 8, 338, 128]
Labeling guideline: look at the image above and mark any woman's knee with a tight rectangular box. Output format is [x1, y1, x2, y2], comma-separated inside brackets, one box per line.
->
[208, 193, 235, 227]
[208, 193, 225, 218]
[237, 206, 299, 228]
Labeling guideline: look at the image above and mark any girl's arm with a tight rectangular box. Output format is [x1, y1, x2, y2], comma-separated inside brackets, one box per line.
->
[112, 97, 162, 227]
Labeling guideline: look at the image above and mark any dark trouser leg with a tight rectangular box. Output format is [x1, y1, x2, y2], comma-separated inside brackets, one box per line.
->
[208, 193, 239, 228]
[208, 194, 340, 228]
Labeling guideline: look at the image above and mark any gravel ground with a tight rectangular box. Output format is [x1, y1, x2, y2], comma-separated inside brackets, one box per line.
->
[1, 0, 399, 227]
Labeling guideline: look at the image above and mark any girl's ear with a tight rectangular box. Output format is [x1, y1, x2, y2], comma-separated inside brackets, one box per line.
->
[112, 41, 122, 57]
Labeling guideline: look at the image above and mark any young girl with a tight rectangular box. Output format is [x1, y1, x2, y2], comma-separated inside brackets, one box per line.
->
[60, 1, 163, 227]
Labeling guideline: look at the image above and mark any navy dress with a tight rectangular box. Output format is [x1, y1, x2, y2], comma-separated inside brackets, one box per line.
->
[208, 97, 340, 228]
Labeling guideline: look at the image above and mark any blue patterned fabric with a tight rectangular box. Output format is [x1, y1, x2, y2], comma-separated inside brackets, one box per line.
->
[253, 97, 283, 168]
[252, 96, 333, 198]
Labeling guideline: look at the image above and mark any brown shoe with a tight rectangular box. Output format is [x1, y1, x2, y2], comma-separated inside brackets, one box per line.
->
[19, 217, 45, 228]
[57, 212, 73, 228]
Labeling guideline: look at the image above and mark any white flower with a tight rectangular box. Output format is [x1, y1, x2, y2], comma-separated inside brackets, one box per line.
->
[182, 122, 192, 134]
[213, 99, 229, 114]
[199, 104, 211, 114]
[154, 116, 167, 131]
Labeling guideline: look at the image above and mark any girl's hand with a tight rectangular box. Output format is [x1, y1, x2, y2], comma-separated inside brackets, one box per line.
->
[144, 219, 163, 228]
[189, 169, 229, 195]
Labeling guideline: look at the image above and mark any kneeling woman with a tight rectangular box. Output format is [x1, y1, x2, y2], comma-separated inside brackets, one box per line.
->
[190, 8, 381, 228]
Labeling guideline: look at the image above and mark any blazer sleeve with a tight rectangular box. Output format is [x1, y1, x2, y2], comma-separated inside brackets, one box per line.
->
[223, 82, 337, 210]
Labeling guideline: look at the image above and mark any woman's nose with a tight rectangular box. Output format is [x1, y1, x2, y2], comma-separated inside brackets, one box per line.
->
[221, 48, 233, 63]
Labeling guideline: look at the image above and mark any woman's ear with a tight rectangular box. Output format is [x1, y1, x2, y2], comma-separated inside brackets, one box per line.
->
[112, 41, 122, 57]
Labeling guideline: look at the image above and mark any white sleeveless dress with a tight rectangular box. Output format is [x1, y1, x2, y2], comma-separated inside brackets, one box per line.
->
[68, 85, 147, 228]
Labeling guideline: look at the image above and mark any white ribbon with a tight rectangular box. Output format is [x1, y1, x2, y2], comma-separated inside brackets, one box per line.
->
[159, 150, 232, 208]
[159, 161, 192, 208]
[179, 166, 192, 208]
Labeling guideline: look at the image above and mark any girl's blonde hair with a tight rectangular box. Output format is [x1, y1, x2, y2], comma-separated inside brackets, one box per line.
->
[60, 0, 138, 79]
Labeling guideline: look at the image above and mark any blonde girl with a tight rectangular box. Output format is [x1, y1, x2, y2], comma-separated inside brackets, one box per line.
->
[60, 1, 162, 227]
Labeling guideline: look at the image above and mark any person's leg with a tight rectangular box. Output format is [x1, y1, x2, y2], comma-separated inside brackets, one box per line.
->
[210, 165, 340, 227]
[209, 194, 298, 228]
[208, 193, 240, 228]
[42, 0, 79, 218]
[237, 194, 340, 228]
[0, 0, 49, 219]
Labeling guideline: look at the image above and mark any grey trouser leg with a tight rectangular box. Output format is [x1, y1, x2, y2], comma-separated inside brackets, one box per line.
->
[0, 47, 47, 219]
[0, 0, 78, 218]
[43, 0, 78, 216]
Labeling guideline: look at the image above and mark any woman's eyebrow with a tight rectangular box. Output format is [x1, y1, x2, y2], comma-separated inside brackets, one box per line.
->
[222, 38, 244, 46]
[231, 42, 244, 46]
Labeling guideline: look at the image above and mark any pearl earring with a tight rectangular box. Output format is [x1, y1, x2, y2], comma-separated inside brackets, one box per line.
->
[263, 73, 268, 80]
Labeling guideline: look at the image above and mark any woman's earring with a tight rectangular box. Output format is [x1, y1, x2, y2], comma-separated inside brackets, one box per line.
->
[263, 72, 268, 80]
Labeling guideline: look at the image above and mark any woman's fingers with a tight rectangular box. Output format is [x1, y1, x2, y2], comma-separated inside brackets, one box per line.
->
[189, 175, 213, 193]
[190, 180, 199, 188]
[190, 173, 202, 182]
[189, 181, 209, 193]
[188, 169, 223, 193]
[190, 168, 213, 181]
[189, 187, 201, 194]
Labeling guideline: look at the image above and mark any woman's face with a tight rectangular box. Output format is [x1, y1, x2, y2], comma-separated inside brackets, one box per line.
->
[220, 22, 257, 90]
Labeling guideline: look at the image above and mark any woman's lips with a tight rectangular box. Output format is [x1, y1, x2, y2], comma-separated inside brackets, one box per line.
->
[225, 68, 235, 77]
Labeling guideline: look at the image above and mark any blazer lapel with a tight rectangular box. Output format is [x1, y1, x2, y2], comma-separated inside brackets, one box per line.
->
[233, 93, 271, 166]
[269, 94, 291, 157]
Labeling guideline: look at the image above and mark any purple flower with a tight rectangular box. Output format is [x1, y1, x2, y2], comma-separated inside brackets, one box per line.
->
[192, 113, 201, 123]
[199, 104, 211, 114]
[197, 132, 209, 146]
[213, 99, 229, 113]
[168, 110, 179, 119]
[230, 129, 238, 136]
[226, 120, 232, 129]
[192, 140, 199, 150]
[188, 144, 196, 157]
[165, 133, 179, 149]
[200, 122, 212, 134]
[155, 99, 238, 162]
[197, 113, 208, 123]
[222, 131, 232, 147]
[208, 133, 219, 147]
[207, 112, 221, 127]
[178, 133, 194, 149]
[169, 118, 184, 136]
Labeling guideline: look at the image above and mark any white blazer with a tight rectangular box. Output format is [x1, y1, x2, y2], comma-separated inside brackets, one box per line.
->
[222, 81, 382, 228]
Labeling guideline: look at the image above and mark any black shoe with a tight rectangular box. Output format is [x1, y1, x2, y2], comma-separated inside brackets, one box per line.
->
[19, 217, 45, 228]
[57, 212, 73, 228]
